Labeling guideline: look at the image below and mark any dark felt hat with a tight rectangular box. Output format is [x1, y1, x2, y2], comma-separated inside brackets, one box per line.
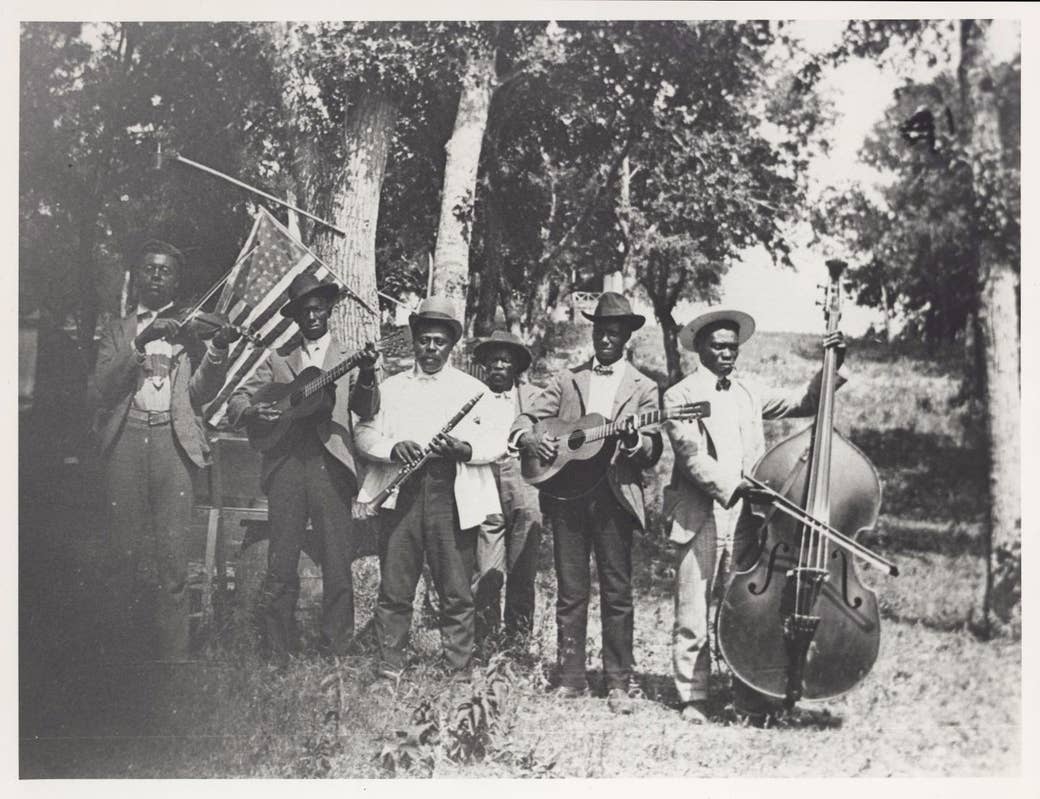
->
[280, 273, 341, 318]
[473, 330, 533, 373]
[581, 291, 645, 330]
[408, 296, 463, 342]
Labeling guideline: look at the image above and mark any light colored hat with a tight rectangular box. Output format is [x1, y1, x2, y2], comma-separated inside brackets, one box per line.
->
[408, 296, 463, 342]
[678, 308, 756, 351]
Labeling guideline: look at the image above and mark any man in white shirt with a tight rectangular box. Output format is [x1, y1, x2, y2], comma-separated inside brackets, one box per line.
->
[470, 331, 544, 649]
[509, 292, 663, 714]
[355, 297, 504, 678]
[227, 273, 379, 661]
[91, 240, 238, 661]
[662, 308, 846, 725]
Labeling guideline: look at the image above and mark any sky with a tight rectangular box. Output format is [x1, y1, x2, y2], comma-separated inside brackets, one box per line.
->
[678, 18, 1019, 336]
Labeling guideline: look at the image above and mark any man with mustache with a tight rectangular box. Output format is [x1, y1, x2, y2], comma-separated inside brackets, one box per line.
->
[509, 293, 663, 714]
[663, 309, 846, 725]
[355, 297, 505, 680]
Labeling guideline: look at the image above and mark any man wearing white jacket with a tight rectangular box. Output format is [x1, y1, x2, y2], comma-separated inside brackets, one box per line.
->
[355, 297, 506, 678]
[662, 309, 846, 724]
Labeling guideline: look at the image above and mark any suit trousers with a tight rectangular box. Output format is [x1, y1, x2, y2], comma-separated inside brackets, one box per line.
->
[473, 460, 543, 643]
[262, 427, 358, 656]
[673, 502, 773, 710]
[375, 460, 476, 672]
[546, 480, 635, 691]
[103, 416, 193, 660]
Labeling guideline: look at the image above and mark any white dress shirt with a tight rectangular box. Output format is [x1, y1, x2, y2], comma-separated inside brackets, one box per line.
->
[354, 364, 505, 529]
[586, 357, 625, 417]
[300, 331, 332, 370]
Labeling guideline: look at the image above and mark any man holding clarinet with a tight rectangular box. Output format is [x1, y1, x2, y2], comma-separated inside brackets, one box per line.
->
[354, 297, 507, 682]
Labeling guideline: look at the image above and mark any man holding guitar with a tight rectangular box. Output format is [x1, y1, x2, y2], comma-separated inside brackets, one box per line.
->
[227, 274, 379, 661]
[509, 293, 663, 714]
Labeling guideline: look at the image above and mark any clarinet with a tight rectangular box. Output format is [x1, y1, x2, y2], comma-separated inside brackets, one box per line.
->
[355, 392, 484, 517]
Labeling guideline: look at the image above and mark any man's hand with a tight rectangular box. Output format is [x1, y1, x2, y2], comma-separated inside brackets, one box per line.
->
[211, 324, 241, 349]
[242, 402, 282, 424]
[823, 330, 847, 369]
[135, 317, 181, 350]
[429, 433, 472, 462]
[520, 431, 559, 463]
[391, 440, 424, 467]
[732, 477, 775, 508]
[618, 415, 640, 454]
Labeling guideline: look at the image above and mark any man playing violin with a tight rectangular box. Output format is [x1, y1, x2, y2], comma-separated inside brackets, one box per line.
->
[662, 308, 846, 724]
[227, 273, 379, 661]
[90, 239, 240, 661]
[509, 292, 663, 715]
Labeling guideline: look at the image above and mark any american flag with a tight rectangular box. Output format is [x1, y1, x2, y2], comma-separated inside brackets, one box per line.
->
[203, 208, 336, 426]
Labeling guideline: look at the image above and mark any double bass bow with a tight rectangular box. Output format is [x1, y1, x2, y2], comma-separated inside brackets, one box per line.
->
[717, 258, 897, 710]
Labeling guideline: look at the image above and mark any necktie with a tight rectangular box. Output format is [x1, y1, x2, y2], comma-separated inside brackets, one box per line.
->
[716, 377, 731, 391]
[593, 364, 614, 376]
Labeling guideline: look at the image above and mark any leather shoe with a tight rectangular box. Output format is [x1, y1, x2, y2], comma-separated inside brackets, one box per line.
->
[607, 687, 639, 715]
[680, 701, 709, 725]
[550, 684, 588, 699]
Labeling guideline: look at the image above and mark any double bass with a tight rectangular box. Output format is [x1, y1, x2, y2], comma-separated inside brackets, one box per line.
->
[717, 259, 898, 709]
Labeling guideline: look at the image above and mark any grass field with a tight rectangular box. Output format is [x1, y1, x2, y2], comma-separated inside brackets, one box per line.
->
[19, 324, 1020, 778]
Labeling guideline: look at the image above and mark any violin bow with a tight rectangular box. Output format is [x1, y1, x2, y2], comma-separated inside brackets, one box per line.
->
[742, 473, 899, 577]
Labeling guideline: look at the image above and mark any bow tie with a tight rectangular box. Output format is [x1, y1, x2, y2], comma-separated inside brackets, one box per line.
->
[593, 364, 615, 376]
[493, 391, 514, 401]
[716, 377, 731, 391]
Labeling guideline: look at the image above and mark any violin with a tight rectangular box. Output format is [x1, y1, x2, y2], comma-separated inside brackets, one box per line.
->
[716, 259, 895, 709]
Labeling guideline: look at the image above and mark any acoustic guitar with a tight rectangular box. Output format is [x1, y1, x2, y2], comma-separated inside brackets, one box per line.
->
[520, 402, 711, 500]
[245, 329, 410, 452]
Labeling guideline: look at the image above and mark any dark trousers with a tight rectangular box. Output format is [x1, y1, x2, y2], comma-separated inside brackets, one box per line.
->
[375, 460, 476, 672]
[474, 461, 543, 642]
[103, 416, 193, 660]
[546, 481, 636, 691]
[262, 429, 357, 656]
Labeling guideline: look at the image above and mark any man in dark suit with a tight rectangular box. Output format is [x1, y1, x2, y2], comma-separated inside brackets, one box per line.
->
[471, 331, 545, 648]
[227, 274, 379, 660]
[91, 240, 238, 661]
[509, 293, 663, 714]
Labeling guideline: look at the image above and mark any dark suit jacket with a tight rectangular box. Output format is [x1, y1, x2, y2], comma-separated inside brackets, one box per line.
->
[90, 313, 228, 469]
[225, 333, 379, 493]
[509, 359, 663, 530]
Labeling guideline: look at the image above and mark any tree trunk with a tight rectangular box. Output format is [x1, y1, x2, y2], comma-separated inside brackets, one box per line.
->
[960, 19, 1021, 631]
[432, 44, 496, 326]
[312, 92, 398, 350]
[879, 282, 892, 343]
[656, 307, 682, 387]
[473, 187, 504, 337]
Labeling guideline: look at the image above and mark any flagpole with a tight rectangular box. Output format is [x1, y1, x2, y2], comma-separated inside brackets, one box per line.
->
[158, 143, 348, 237]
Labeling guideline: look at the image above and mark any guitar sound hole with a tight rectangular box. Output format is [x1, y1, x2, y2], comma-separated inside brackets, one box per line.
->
[567, 430, 586, 450]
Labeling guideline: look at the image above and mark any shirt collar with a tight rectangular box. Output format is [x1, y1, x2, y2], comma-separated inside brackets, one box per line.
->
[592, 357, 624, 374]
[303, 331, 331, 353]
[693, 366, 732, 391]
[136, 302, 173, 318]
[412, 363, 450, 382]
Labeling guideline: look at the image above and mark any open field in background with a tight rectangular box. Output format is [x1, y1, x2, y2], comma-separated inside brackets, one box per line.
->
[19, 326, 1018, 778]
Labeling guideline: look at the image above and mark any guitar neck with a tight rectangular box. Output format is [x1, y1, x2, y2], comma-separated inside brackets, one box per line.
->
[588, 408, 673, 444]
[302, 352, 361, 398]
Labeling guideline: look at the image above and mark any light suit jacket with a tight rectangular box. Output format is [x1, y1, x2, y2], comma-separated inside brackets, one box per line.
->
[90, 313, 228, 469]
[662, 366, 846, 545]
[226, 333, 380, 492]
[509, 359, 663, 531]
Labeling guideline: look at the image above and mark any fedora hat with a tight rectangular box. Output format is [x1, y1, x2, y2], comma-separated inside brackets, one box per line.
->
[408, 296, 463, 342]
[473, 329, 533, 373]
[581, 291, 645, 330]
[678, 308, 756, 351]
[280, 273, 341, 318]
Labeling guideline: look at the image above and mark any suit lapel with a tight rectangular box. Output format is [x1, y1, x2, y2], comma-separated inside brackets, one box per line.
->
[287, 342, 305, 377]
[572, 362, 593, 417]
[611, 362, 639, 421]
[322, 336, 346, 372]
